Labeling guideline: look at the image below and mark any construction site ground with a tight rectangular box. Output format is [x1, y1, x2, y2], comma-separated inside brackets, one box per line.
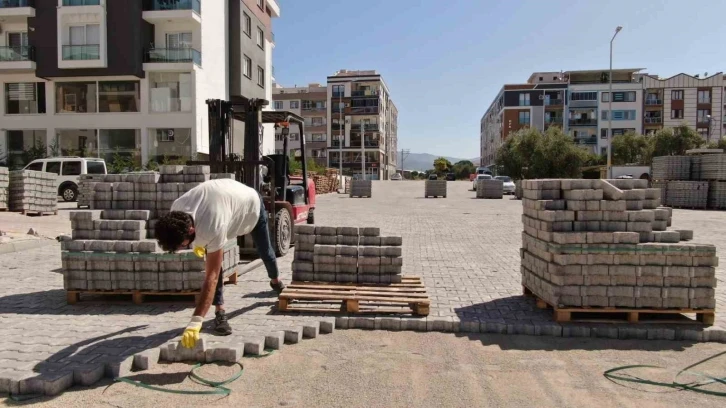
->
[0, 181, 724, 401]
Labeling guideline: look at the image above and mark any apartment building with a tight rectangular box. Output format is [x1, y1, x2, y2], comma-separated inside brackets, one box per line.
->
[327, 69, 397, 180]
[272, 83, 328, 166]
[272, 69, 398, 180]
[0, 0, 280, 169]
[640, 72, 724, 142]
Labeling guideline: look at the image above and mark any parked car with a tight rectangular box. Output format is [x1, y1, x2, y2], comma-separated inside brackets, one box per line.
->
[390, 173, 402, 181]
[495, 175, 516, 195]
[24, 157, 107, 202]
[472, 173, 492, 190]
[428, 174, 438, 180]
[445, 173, 456, 181]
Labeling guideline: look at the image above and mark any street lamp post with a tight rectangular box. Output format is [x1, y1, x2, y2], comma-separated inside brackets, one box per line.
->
[607, 26, 623, 179]
[338, 89, 343, 192]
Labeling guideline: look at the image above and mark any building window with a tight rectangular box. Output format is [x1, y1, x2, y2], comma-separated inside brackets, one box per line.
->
[274, 101, 283, 110]
[671, 109, 683, 119]
[601, 110, 635, 120]
[332, 85, 344, 98]
[311, 134, 326, 142]
[55, 82, 97, 113]
[571, 92, 597, 101]
[290, 133, 299, 141]
[166, 32, 192, 48]
[698, 90, 711, 104]
[302, 100, 312, 110]
[256, 27, 264, 49]
[99, 81, 140, 113]
[600, 129, 608, 139]
[275, 134, 284, 142]
[671, 90, 684, 100]
[601, 92, 609, 102]
[312, 117, 324, 126]
[5, 83, 46, 115]
[243, 55, 252, 78]
[149, 72, 192, 113]
[290, 101, 299, 109]
[257, 66, 265, 88]
[243, 12, 251, 37]
[519, 93, 530, 106]
[697, 128, 709, 138]
[148, 128, 192, 162]
[98, 129, 141, 166]
[518, 111, 530, 125]
[64, 24, 100, 60]
[257, 0, 264, 9]
[697, 109, 710, 123]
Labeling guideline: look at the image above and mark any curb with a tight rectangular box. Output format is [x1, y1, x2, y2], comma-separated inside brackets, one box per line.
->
[0, 239, 57, 255]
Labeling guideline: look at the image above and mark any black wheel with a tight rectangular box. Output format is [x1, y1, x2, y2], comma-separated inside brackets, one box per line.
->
[273, 208, 292, 257]
[307, 209, 315, 225]
[61, 184, 78, 202]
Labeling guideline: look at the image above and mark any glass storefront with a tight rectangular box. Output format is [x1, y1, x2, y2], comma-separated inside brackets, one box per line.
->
[4, 130, 47, 169]
[99, 81, 140, 113]
[147, 128, 192, 162]
[56, 129, 98, 157]
[149, 72, 193, 112]
[56, 81, 97, 113]
[99, 129, 141, 166]
[5, 83, 46, 114]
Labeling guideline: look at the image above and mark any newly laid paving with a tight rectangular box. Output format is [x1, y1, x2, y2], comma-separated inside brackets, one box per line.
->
[0, 180, 724, 396]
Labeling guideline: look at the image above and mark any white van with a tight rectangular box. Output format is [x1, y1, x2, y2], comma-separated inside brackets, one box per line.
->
[24, 157, 107, 202]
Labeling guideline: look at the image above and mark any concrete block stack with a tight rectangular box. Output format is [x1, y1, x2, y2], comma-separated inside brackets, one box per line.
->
[292, 225, 403, 284]
[78, 174, 106, 208]
[349, 179, 372, 198]
[708, 181, 726, 209]
[0, 167, 8, 210]
[8, 170, 58, 214]
[63, 210, 239, 293]
[652, 156, 691, 180]
[520, 178, 717, 311]
[476, 179, 503, 199]
[666, 181, 709, 209]
[699, 154, 726, 180]
[424, 180, 447, 198]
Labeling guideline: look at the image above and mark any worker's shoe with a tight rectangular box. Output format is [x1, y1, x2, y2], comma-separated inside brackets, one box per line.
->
[270, 280, 286, 295]
[213, 310, 232, 336]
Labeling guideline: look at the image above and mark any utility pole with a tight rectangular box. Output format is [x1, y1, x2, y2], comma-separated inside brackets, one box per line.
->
[607, 26, 623, 179]
[400, 148, 410, 177]
[361, 122, 366, 180]
[338, 88, 343, 192]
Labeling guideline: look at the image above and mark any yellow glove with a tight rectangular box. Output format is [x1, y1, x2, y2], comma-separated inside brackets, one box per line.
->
[193, 246, 206, 258]
[181, 316, 203, 349]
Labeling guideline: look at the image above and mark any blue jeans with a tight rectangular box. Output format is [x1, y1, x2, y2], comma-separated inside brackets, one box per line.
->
[213, 194, 279, 306]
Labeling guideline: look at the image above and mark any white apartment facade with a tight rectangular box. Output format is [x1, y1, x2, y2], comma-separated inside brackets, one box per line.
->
[0, 0, 279, 170]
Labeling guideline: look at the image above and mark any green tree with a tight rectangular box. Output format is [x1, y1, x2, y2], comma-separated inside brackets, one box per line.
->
[452, 160, 475, 180]
[652, 124, 705, 157]
[433, 157, 452, 174]
[705, 138, 726, 150]
[611, 131, 652, 165]
[411, 170, 420, 179]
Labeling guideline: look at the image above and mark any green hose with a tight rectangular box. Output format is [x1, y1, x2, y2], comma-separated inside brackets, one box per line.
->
[115, 349, 275, 396]
[604, 350, 726, 397]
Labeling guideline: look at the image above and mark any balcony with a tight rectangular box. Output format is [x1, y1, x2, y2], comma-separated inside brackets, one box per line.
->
[568, 118, 597, 126]
[645, 99, 663, 106]
[0, 45, 35, 70]
[305, 122, 327, 130]
[351, 89, 379, 97]
[545, 98, 563, 106]
[143, 0, 201, 24]
[644, 117, 663, 124]
[569, 99, 598, 108]
[144, 48, 201, 68]
[0, 0, 35, 18]
[575, 137, 597, 145]
[62, 44, 100, 61]
[351, 123, 379, 132]
[347, 106, 379, 115]
[62, 0, 100, 5]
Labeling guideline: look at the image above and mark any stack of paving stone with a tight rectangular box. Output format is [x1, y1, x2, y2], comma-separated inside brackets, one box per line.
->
[520, 178, 717, 311]
[8, 170, 58, 214]
[699, 154, 726, 180]
[349, 179, 372, 198]
[292, 225, 403, 284]
[0, 167, 8, 210]
[424, 179, 447, 198]
[78, 174, 106, 208]
[476, 178, 503, 199]
[708, 181, 726, 209]
[652, 156, 691, 180]
[63, 209, 239, 292]
[665, 181, 709, 209]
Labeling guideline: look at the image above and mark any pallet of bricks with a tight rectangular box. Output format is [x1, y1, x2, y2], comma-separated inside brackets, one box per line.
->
[0, 167, 8, 210]
[476, 178, 503, 199]
[77, 173, 106, 208]
[349, 179, 372, 198]
[62, 165, 240, 304]
[424, 179, 447, 198]
[8, 170, 58, 215]
[279, 225, 430, 315]
[652, 153, 726, 209]
[699, 154, 726, 209]
[520, 178, 716, 324]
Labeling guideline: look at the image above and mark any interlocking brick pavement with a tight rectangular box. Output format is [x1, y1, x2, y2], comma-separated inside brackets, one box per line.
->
[0, 181, 724, 396]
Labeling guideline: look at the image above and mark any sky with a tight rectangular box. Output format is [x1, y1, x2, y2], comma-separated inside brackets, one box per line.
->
[273, 0, 726, 159]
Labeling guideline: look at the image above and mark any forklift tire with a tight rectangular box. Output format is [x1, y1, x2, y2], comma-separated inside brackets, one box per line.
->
[307, 209, 315, 225]
[273, 208, 292, 257]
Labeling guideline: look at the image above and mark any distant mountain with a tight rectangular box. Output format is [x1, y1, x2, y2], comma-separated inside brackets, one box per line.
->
[397, 152, 480, 172]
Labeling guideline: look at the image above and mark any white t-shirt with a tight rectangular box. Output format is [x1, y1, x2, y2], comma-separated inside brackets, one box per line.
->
[170, 179, 261, 253]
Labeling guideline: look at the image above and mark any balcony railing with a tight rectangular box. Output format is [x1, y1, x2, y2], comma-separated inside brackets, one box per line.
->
[351, 90, 379, 97]
[149, 0, 201, 14]
[146, 48, 201, 65]
[545, 117, 563, 124]
[698, 98, 711, 104]
[301, 106, 326, 111]
[349, 106, 379, 114]
[62, 44, 100, 60]
[644, 117, 663, 124]
[305, 122, 326, 128]
[0, 46, 34, 62]
[331, 140, 344, 148]
[575, 137, 597, 145]
[350, 140, 381, 148]
[62, 0, 100, 5]
[697, 117, 710, 124]
[545, 98, 563, 106]
[351, 123, 379, 131]
[645, 99, 663, 105]
[568, 118, 597, 126]
[0, 0, 34, 7]
[332, 92, 344, 98]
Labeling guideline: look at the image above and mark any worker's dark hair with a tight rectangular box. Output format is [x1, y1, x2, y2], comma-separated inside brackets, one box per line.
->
[155, 211, 194, 252]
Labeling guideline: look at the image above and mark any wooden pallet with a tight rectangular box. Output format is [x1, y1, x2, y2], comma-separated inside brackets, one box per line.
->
[523, 286, 715, 325]
[20, 210, 58, 216]
[66, 272, 238, 305]
[278, 276, 430, 316]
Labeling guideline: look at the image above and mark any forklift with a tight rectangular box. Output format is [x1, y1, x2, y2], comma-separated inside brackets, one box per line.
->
[187, 96, 316, 257]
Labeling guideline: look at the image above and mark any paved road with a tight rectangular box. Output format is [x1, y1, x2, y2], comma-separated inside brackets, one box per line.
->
[22, 330, 726, 407]
[0, 181, 723, 397]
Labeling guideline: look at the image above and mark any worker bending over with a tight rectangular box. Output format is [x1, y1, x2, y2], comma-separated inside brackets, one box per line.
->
[155, 178, 286, 348]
